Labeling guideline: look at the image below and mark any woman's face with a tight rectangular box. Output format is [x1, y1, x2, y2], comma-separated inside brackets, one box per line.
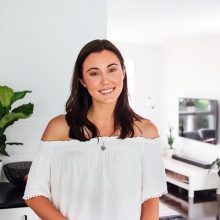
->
[80, 50, 125, 105]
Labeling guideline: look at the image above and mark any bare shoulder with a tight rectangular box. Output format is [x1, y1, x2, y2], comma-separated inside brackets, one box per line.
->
[41, 114, 70, 141]
[134, 118, 159, 139]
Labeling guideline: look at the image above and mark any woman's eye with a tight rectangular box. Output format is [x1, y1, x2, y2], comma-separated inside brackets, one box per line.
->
[90, 72, 98, 76]
[109, 68, 116, 72]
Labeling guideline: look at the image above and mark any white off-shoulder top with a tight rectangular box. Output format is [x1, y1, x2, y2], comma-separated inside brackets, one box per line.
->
[23, 136, 167, 220]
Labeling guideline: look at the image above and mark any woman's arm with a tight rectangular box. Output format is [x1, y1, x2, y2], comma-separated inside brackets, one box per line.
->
[140, 197, 159, 220]
[25, 196, 67, 220]
[25, 116, 69, 220]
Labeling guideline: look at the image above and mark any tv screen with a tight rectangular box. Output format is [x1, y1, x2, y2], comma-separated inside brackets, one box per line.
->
[179, 98, 218, 145]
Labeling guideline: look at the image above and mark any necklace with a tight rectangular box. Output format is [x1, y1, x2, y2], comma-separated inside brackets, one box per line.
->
[100, 136, 107, 151]
[89, 111, 111, 151]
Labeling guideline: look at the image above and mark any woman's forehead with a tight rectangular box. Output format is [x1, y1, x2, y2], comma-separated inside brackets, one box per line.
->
[83, 50, 121, 70]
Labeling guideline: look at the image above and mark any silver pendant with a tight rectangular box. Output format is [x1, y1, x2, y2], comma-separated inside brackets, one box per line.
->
[101, 144, 106, 151]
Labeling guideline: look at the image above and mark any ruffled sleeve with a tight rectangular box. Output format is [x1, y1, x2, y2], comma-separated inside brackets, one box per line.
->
[23, 141, 54, 201]
[141, 138, 168, 203]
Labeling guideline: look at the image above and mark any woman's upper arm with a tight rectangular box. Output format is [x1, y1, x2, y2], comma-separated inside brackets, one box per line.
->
[139, 118, 167, 219]
[41, 114, 69, 141]
[138, 119, 160, 139]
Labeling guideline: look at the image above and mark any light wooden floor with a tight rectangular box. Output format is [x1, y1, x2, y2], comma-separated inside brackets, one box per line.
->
[160, 183, 220, 220]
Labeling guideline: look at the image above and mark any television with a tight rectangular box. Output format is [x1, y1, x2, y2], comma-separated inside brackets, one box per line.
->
[179, 98, 218, 145]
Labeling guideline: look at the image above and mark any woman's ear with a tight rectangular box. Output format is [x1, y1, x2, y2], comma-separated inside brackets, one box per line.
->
[79, 79, 87, 88]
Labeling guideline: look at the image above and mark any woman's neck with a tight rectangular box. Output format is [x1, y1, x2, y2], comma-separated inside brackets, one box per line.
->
[88, 105, 117, 136]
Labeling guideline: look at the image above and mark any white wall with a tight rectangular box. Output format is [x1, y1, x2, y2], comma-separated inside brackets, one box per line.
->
[114, 43, 164, 126]
[160, 34, 220, 164]
[0, 0, 107, 180]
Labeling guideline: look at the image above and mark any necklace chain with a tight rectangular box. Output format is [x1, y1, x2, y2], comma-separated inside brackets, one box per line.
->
[89, 110, 109, 151]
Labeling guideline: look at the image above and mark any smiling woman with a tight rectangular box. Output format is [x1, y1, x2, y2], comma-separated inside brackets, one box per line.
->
[23, 39, 167, 220]
[64, 39, 145, 141]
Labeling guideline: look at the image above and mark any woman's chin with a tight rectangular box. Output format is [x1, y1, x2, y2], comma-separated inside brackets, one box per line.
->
[93, 97, 119, 105]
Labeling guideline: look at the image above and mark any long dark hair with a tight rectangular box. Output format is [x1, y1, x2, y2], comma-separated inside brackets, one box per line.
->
[65, 39, 143, 141]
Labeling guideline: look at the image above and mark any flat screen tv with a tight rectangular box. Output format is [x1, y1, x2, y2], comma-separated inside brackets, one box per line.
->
[179, 98, 218, 145]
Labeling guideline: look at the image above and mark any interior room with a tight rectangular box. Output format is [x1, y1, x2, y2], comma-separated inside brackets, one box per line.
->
[1, 0, 220, 219]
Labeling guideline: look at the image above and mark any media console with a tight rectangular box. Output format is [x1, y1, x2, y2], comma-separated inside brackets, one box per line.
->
[163, 155, 219, 198]
[172, 154, 212, 169]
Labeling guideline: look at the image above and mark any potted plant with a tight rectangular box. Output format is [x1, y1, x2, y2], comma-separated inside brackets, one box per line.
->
[166, 126, 175, 157]
[0, 85, 34, 158]
[210, 158, 220, 176]
[209, 158, 220, 194]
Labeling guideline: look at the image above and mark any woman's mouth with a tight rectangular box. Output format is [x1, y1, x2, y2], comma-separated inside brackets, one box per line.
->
[99, 87, 115, 95]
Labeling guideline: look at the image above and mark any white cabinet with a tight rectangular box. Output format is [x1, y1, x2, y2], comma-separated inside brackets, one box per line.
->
[163, 156, 219, 198]
[0, 207, 39, 220]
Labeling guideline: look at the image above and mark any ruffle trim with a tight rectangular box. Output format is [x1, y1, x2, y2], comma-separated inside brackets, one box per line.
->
[23, 194, 50, 201]
[141, 190, 168, 203]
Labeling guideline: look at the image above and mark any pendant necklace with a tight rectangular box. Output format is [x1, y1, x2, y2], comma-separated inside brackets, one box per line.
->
[90, 111, 109, 151]
[100, 136, 107, 151]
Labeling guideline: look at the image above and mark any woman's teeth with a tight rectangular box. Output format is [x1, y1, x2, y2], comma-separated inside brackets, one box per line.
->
[99, 88, 114, 94]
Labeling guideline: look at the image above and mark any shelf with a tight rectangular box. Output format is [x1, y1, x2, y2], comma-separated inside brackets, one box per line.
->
[166, 176, 189, 190]
[165, 169, 189, 184]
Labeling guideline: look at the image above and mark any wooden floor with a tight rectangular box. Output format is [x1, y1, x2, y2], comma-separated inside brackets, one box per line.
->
[160, 183, 220, 220]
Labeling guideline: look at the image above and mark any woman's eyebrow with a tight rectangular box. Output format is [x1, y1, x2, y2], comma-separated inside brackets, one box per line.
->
[87, 63, 118, 72]
[87, 67, 98, 72]
[107, 63, 118, 68]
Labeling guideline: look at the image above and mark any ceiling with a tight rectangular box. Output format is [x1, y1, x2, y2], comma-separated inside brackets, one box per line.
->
[107, 0, 220, 44]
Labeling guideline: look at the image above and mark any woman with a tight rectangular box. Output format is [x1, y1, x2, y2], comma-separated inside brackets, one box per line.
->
[23, 39, 167, 220]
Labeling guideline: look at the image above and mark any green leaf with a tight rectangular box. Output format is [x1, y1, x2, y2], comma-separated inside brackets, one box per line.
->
[0, 103, 33, 129]
[0, 143, 10, 156]
[0, 119, 15, 134]
[0, 134, 6, 145]
[12, 103, 34, 115]
[0, 102, 4, 118]
[0, 86, 14, 107]
[11, 90, 32, 105]
[0, 113, 21, 129]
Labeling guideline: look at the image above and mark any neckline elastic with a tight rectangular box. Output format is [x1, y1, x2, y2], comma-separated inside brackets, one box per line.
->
[41, 135, 160, 144]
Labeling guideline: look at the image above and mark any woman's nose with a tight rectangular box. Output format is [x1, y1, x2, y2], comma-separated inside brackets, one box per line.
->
[100, 73, 110, 84]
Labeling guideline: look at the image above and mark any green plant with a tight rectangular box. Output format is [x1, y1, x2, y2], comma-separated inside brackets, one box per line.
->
[0, 85, 34, 157]
[167, 127, 174, 149]
[209, 158, 220, 177]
